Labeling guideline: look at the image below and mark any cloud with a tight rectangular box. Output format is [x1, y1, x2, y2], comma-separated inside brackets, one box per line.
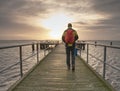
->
[91, 0, 120, 27]
[74, 0, 120, 39]
[0, 0, 91, 29]
[0, 0, 120, 40]
[92, 0, 120, 14]
[0, 0, 50, 31]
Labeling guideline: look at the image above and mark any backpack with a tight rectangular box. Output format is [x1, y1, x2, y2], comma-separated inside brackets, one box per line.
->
[64, 29, 75, 44]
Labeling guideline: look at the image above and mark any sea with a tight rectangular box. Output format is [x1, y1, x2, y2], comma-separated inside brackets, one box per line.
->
[0, 40, 50, 91]
[0, 40, 120, 91]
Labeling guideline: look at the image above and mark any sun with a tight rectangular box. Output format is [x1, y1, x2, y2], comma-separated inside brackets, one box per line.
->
[41, 13, 74, 39]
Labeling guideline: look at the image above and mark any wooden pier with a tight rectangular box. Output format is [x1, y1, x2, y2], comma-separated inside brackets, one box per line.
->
[8, 44, 115, 91]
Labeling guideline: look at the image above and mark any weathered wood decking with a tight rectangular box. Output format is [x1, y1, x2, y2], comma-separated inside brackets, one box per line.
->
[8, 44, 115, 91]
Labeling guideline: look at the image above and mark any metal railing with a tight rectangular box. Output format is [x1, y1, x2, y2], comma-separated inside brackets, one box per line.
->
[77, 43, 120, 79]
[0, 42, 58, 78]
[0, 43, 39, 77]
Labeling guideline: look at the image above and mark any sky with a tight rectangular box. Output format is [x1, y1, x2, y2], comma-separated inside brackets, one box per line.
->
[0, 0, 120, 40]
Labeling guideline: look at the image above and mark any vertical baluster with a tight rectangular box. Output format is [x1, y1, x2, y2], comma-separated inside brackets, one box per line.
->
[32, 43, 35, 52]
[103, 46, 107, 79]
[36, 43, 39, 63]
[19, 46, 23, 77]
[87, 44, 89, 63]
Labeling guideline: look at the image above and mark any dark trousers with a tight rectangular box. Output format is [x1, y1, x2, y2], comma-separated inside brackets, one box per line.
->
[66, 46, 75, 68]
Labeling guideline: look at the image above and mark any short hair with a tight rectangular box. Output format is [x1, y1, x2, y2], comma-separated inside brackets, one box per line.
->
[68, 23, 72, 27]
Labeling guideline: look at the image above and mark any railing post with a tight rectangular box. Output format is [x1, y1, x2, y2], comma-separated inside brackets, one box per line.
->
[39, 43, 41, 50]
[32, 43, 35, 52]
[36, 43, 39, 63]
[103, 46, 107, 79]
[44, 49, 46, 56]
[87, 44, 89, 63]
[19, 46, 23, 77]
[79, 48, 81, 57]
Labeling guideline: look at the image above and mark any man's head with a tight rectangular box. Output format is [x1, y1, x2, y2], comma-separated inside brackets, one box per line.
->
[68, 23, 72, 28]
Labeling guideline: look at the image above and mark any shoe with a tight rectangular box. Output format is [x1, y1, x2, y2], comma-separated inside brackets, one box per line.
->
[72, 66, 75, 72]
[67, 66, 70, 70]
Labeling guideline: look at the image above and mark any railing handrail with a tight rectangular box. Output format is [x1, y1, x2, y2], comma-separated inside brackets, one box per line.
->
[0, 40, 59, 90]
[85, 42, 120, 49]
[0, 51, 38, 73]
[77, 42, 120, 79]
[0, 42, 58, 76]
[0, 43, 38, 49]
[84, 49, 120, 72]
[0, 42, 59, 50]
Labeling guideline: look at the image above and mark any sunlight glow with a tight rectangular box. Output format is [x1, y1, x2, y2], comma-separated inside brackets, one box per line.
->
[41, 13, 74, 39]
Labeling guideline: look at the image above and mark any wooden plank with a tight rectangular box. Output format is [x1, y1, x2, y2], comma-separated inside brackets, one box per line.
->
[8, 44, 115, 91]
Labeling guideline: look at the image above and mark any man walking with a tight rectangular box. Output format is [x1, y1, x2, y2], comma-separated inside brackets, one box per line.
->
[62, 23, 79, 71]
